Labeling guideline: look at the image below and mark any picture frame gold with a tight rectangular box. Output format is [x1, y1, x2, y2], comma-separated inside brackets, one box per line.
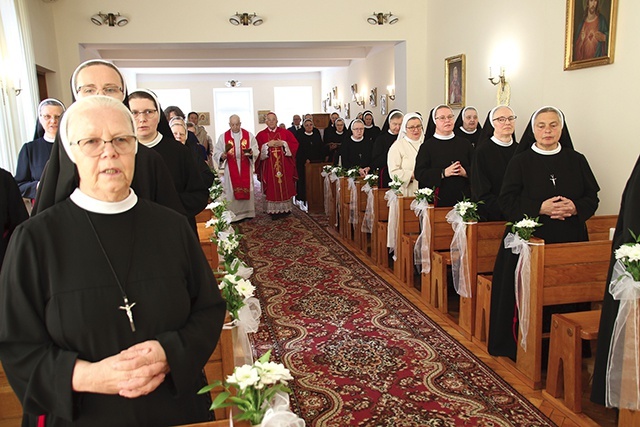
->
[445, 54, 465, 108]
[197, 112, 210, 126]
[369, 88, 377, 108]
[380, 95, 387, 116]
[257, 110, 270, 124]
[564, 0, 618, 70]
[345, 103, 350, 119]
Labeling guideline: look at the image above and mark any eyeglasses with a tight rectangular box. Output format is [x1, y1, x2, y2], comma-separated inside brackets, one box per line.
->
[76, 85, 123, 97]
[40, 114, 62, 122]
[493, 116, 517, 124]
[435, 115, 455, 121]
[131, 109, 158, 119]
[71, 135, 137, 157]
[406, 125, 423, 131]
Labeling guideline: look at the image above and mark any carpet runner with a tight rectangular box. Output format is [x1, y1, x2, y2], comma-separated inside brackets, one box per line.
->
[239, 205, 555, 426]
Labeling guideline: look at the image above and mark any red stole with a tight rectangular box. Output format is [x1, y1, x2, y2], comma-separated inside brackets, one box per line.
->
[224, 129, 251, 200]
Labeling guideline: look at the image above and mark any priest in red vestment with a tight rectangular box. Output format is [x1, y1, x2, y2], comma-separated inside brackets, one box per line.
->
[255, 112, 299, 219]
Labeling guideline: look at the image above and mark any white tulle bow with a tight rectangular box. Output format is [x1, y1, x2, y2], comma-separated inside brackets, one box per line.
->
[385, 190, 399, 261]
[321, 171, 333, 217]
[606, 260, 640, 410]
[445, 209, 473, 298]
[348, 178, 358, 224]
[260, 392, 306, 427]
[360, 183, 374, 233]
[504, 232, 535, 351]
[411, 199, 431, 274]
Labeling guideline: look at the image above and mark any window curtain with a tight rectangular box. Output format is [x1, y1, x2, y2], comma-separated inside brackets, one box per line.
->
[0, 0, 38, 173]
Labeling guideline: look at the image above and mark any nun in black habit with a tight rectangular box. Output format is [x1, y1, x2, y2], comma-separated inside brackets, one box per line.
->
[470, 105, 518, 221]
[487, 106, 600, 360]
[370, 109, 404, 188]
[362, 110, 381, 145]
[453, 106, 483, 149]
[295, 118, 325, 203]
[327, 118, 349, 165]
[15, 98, 65, 200]
[128, 89, 209, 233]
[414, 104, 472, 207]
[0, 168, 28, 268]
[591, 153, 640, 407]
[33, 60, 185, 219]
[340, 119, 372, 174]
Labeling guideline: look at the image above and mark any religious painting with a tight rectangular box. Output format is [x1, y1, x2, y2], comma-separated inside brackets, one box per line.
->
[380, 94, 387, 116]
[345, 103, 350, 119]
[257, 110, 270, 124]
[350, 84, 358, 101]
[322, 100, 327, 112]
[564, 0, 618, 70]
[197, 112, 210, 126]
[445, 54, 465, 109]
[331, 86, 338, 104]
[369, 88, 377, 108]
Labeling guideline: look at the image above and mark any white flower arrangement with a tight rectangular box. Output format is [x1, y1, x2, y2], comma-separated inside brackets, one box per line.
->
[414, 187, 435, 204]
[199, 350, 294, 425]
[388, 175, 404, 195]
[346, 167, 360, 179]
[331, 166, 344, 177]
[454, 197, 481, 222]
[363, 173, 378, 187]
[321, 164, 333, 174]
[507, 215, 542, 241]
[219, 273, 255, 319]
[614, 231, 640, 281]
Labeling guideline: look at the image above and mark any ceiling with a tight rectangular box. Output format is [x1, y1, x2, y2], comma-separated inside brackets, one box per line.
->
[81, 41, 397, 75]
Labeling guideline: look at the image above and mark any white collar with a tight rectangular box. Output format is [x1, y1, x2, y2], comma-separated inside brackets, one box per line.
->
[491, 136, 513, 147]
[364, 124, 373, 129]
[433, 132, 455, 140]
[532, 142, 562, 155]
[388, 129, 397, 135]
[458, 126, 477, 135]
[335, 131, 343, 135]
[305, 131, 313, 136]
[141, 132, 162, 148]
[70, 188, 138, 214]
[268, 127, 278, 132]
[44, 135, 56, 143]
[351, 136, 364, 142]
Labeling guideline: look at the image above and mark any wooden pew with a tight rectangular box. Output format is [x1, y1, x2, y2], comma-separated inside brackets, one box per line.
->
[328, 176, 339, 234]
[0, 362, 22, 426]
[197, 222, 219, 271]
[396, 196, 419, 285]
[356, 180, 371, 255]
[338, 177, 352, 241]
[305, 162, 331, 214]
[514, 237, 612, 389]
[372, 188, 390, 268]
[424, 208, 456, 310]
[473, 214, 617, 351]
[203, 313, 236, 421]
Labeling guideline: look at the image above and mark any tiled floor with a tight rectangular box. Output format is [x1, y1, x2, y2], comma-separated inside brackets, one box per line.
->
[343, 239, 617, 427]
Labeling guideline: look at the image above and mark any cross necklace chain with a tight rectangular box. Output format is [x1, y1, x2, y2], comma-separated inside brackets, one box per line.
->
[85, 211, 137, 332]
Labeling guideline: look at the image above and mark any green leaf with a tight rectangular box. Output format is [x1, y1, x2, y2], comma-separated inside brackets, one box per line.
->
[258, 349, 272, 363]
[198, 381, 223, 394]
[210, 391, 231, 408]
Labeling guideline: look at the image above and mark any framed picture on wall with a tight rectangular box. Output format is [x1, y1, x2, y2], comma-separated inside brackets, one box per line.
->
[257, 110, 270, 124]
[369, 88, 377, 108]
[564, 0, 618, 70]
[345, 103, 350, 119]
[380, 95, 387, 116]
[445, 54, 465, 108]
[197, 112, 210, 126]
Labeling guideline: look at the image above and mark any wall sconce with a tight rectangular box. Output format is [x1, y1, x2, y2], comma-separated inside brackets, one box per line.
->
[387, 85, 395, 101]
[225, 80, 241, 87]
[355, 94, 365, 107]
[1, 78, 22, 96]
[488, 67, 506, 89]
[367, 12, 399, 25]
[229, 12, 263, 26]
[91, 12, 129, 27]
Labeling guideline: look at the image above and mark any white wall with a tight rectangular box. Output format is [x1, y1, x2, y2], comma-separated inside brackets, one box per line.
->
[136, 72, 321, 139]
[424, 0, 638, 214]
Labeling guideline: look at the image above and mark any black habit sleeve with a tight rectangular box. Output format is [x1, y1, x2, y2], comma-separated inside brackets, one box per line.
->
[0, 169, 28, 268]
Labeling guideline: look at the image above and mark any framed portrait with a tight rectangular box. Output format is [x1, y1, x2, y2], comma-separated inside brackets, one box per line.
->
[445, 54, 465, 108]
[345, 103, 351, 119]
[369, 88, 377, 108]
[380, 95, 387, 116]
[197, 112, 210, 126]
[350, 84, 358, 102]
[322, 100, 327, 113]
[564, 0, 618, 70]
[257, 110, 270, 124]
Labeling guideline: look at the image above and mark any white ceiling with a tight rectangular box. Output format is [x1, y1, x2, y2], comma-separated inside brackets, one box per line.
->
[81, 41, 397, 75]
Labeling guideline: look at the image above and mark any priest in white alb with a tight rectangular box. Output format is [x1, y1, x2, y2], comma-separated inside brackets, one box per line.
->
[213, 114, 259, 222]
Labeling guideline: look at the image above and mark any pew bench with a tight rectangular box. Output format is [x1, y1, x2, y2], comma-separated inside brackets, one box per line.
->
[515, 237, 612, 389]
[372, 188, 390, 269]
[544, 310, 601, 413]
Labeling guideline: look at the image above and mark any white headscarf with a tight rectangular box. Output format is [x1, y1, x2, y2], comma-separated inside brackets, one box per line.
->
[71, 59, 128, 101]
[397, 113, 425, 144]
[530, 105, 564, 130]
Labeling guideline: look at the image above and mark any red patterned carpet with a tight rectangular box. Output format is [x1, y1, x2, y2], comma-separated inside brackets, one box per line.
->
[238, 202, 555, 427]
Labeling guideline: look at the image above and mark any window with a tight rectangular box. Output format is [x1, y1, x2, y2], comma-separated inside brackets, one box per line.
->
[213, 88, 255, 140]
[274, 86, 313, 128]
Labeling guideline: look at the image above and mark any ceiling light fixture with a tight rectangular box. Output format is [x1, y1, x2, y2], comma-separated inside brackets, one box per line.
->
[225, 80, 241, 88]
[91, 12, 129, 27]
[229, 12, 263, 27]
[367, 12, 398, 26]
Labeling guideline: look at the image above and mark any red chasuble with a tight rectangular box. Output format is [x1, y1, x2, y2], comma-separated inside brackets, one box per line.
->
[255, 127, 299, 203]
[224, 129, 252, 200]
